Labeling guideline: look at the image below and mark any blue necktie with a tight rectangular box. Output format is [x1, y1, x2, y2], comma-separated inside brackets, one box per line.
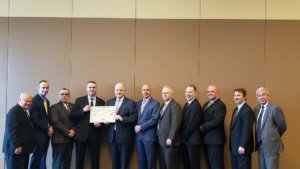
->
[256, 105, 264, 143]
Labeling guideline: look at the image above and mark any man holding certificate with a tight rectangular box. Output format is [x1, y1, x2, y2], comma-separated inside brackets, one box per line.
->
[107, 82, 137, 169]
[70, 81, 105, 169]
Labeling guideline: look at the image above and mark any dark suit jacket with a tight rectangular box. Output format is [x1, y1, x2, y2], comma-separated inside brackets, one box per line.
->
[181, 98, 202, 145]
[49, 101, 74, 144]
[107, 97, 137, 144]
[70, 96, 105, 142]
[3, 104, 34, 155]
[158, 99, 183, 146]
[254, 102, 287, 155]
[229, 103, 255, 155]
[136, 97, 160, 142]
[29, 94, 51, 143]
[202, 98, 227, 145]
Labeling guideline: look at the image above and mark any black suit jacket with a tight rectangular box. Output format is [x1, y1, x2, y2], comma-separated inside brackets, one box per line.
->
[158, 99, 183, 146]
[229, 103, 255, 155]
[202, 98, 227, 145]
[181, 98, 202, 145]
[29, 94, 51, 143]
[71, 96, 105, 142]
[3, 104, 34, 155]
[49, 101, 74, 144]
[107, 97, 137, 144]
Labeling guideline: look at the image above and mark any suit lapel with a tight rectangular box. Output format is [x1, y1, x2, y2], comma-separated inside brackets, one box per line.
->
[231, 105, 243, 129]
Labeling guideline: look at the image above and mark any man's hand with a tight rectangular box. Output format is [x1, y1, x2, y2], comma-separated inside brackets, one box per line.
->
[134, 125, 141, 133]
[116, 115, 123, 121]
[68, 129, 75, 138]
[15, 147, 22, 154]
[48, 126, 53, 136]
[94, 123, 101, 127]
[83, 105, 91, 112]
[238, 146, 245, 154]
[166, 139, 172, 145]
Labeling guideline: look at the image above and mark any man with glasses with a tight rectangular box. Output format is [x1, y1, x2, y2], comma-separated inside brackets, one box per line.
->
[49, 88, 75, 169]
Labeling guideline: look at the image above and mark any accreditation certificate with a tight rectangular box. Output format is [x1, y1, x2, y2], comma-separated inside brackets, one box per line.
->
[90, 106, 116, 123]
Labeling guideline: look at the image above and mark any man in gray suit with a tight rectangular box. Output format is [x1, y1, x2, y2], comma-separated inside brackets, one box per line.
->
[255, 87, 287, 169]
[49, 88, 75, 169]
[158, 86, 183, 169]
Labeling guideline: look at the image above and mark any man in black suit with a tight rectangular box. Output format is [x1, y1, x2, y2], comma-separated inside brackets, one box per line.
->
[181, 85, 202, 169]
[49, 88, 75, 169]
[107, 82, 137, 169]
[229, 88, 255, 169]
[200, 85, 226, 169]
[29, 80, 53, 169]
[135, 84, 160, 169]
[158, 86, 183, 169]
[3, 93, 34, 169]
[71, 81, 105, 169]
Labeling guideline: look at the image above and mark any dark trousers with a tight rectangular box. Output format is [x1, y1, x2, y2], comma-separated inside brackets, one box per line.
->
[182, 145, 200, 169]
[159, 145, 179, 169]
[75, 139, 100, 169]
[109, 142, 132, 169]
[29, 140, 50, 169]
[5, 153, 30, 169]
[136, 138, 156, 169]
[204, 144, 224, 169]
[52, 142, 74, 169]
[230, 152, 251, 169]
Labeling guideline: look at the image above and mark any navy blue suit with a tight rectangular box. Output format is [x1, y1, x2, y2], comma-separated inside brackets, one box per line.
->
[135, 97, 160, 169]
[29, 94, 51, 169]
[107, 97, 137, 169]
[3, 104, 34, 169]
[229, 103, 255, 169]
[181, 98, 202, 169]
[71, 96, 105, 169]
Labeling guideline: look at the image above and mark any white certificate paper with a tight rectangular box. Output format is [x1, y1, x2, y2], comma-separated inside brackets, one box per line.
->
[90, 106, 116, 123]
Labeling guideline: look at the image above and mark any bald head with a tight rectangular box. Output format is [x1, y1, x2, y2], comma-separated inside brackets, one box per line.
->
[207, 85, 219, 101]
[115, 82, 126, 99]
[141, 84, 151, 99]
[18, 93, 32, 110]
[162, 86, 173, 102]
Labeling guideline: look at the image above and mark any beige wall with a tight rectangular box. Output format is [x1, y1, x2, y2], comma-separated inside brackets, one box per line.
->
[1, 0, 300, 19]
[0, 18, 299, 169]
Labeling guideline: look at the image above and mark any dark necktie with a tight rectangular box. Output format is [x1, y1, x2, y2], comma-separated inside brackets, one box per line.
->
[232, 107, 238, 122]
[90, 98, 94, 107]
[256, 105, 265, 143]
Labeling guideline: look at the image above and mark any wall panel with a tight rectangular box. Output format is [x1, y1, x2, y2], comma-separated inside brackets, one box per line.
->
[0, 0, 9, 17]
[265, 20, 300, 169]
[7, 17, 72, 109]
[0, 17, 8, 168]
[137, 0, 200, 19]
[266, 0, 300, 20]
[201, 0, 265, 19]
[135, 19, 200, 104]
[9, 0, 72, 17]
[73, 0, 135, 18]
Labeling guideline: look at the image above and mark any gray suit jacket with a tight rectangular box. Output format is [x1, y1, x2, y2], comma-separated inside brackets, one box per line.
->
[158, 99, 183, 146]
[255, 102, 287, 155]
[49, 101, 74, 144]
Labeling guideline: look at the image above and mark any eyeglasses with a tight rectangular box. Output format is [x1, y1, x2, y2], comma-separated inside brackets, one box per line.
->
[59, 93, 69, 96]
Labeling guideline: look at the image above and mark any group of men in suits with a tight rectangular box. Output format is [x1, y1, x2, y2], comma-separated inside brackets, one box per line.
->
[3, 81, 287, 169]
